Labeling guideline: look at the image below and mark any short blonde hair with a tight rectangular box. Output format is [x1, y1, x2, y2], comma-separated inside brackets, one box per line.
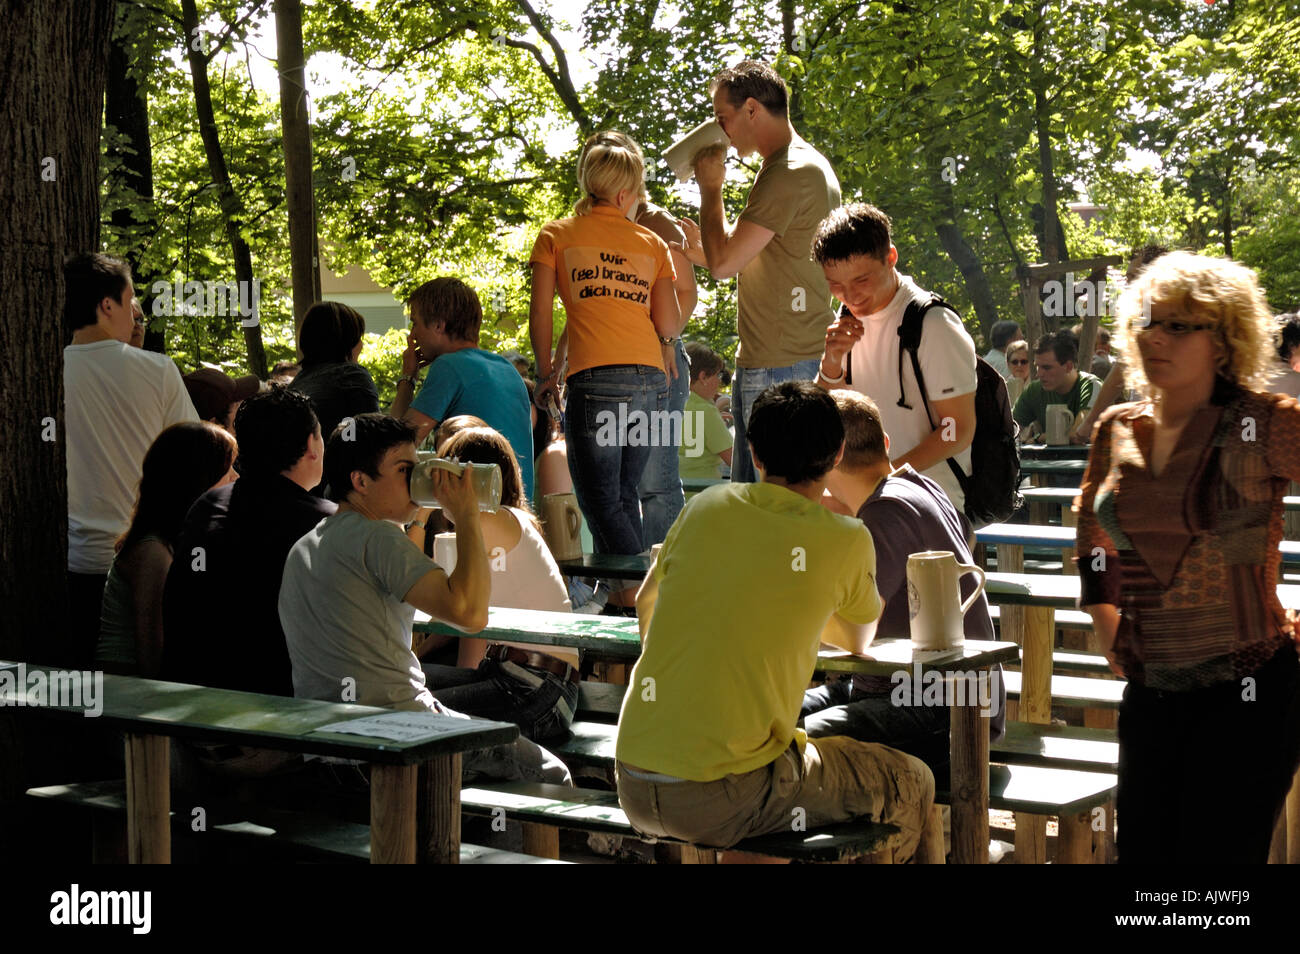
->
[575, 131, 644, 216]
[1116, 251, 1273, 393]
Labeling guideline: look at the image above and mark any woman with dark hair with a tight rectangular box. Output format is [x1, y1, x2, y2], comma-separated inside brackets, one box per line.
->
[412, 425, 577, 743]
[289, 300, 380, 446]
[1077, 251, 1300, 863]
[96, 422, 238, 676]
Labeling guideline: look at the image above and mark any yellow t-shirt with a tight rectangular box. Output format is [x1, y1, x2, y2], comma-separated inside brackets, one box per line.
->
[530, 205, 676, 377]
[616, 482, 882, 781]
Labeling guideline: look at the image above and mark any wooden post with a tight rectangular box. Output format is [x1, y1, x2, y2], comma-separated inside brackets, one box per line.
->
[124, 732, 169, 864]
[522, 823, 560, 859]
[416, 753, 460, 864]
[1057, 810, 1097, 864]
[949, 674, 989, 865]
[996, 543, 1025, 653]
[1014, 605, 1054, 863]
[371, 763, 417, 864]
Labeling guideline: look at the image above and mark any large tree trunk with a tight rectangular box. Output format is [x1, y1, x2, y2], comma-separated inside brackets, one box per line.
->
[275, 0, 320, 339]
[106, 3, 164, 352]
[0, 0, 116, 662]
[1032, 5, 1063, 264]
[936, 223, 999, 343]
[181, 0, 268, 378]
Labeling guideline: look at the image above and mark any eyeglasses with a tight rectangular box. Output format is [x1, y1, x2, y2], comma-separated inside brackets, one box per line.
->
[1137, 318, 1215, 337]
[1009, 358, 1029, 366]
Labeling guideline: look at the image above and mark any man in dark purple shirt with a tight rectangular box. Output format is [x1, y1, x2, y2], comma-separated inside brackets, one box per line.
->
[802, 389, 1004, 781]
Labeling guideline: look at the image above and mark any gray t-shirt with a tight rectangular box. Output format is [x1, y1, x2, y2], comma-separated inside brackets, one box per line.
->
[279, 510, 438, 710]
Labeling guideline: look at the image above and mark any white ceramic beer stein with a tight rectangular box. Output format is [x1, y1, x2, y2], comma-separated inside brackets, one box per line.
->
[1045, 404, 1073, 445]
[906, 550, 986, 651]
[540, 493, 583, 562]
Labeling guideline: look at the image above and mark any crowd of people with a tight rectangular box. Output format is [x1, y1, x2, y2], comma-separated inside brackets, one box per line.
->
[56, 58, 1300, 864]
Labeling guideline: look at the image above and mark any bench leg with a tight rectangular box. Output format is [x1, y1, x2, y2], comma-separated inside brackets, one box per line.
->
[371, 763, 417, 864]
[417, 753, 461, 864]
[124, 732, 169, 864]
[1094, 799, 1115, 865]
[1057, 810, 1098, 863]
[522, 822, 560, 859]
[949, 683, 989, 864]
[1014, 812, 1047, 864]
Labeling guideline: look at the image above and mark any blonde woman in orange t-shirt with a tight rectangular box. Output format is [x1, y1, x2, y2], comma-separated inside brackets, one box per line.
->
[528, 132, 680, 611]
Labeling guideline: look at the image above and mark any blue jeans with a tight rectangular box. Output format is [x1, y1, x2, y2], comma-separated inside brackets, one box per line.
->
[801, 679, 952, 784]
[637, 340, 689, 546]
[424, 658, 580, 744]
[730, 358, 822, 483]
[564, 364, 668, 555]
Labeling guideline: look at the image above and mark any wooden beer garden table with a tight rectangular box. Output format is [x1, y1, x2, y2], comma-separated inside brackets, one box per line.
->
[1, 663, 516, 864]
[1017, 443, 1092, 461]
[415, 608, 1017, 865]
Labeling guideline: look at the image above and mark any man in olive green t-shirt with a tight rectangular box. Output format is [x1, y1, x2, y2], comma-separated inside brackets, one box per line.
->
[683, 61, 841, 484]
[615, 382, 935, 860]
[1013, 331, 1101, 443]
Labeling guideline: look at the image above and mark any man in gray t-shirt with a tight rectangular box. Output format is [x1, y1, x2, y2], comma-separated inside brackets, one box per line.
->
[279, 413, 569, 784]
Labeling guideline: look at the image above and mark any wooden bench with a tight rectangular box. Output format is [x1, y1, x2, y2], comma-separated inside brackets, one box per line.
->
[460, 782, 905, 864]
[554, 683, 1116, 863]
[0, 662, 517, 864]
[26, 779, 568, 864]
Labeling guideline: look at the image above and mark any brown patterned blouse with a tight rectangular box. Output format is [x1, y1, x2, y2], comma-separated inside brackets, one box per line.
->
[1075, 382, 1300, 690]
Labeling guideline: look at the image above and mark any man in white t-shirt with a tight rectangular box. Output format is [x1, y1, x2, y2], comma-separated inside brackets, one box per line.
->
[62, 253, 198, 667]
[811, 205, 976, 511]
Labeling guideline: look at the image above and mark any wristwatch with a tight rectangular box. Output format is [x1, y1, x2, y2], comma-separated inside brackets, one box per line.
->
[658, 335, 679, 346]
[398, 372, 421, 389]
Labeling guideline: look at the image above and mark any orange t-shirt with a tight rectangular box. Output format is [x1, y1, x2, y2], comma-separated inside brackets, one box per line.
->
[530, 204, 676, 377]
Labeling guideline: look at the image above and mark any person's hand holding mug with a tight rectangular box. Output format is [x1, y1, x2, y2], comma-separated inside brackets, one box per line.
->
[692, 144, 727, 191]
[431, 461, 480, 529]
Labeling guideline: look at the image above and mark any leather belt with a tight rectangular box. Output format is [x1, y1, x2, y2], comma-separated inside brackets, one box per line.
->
[486, 644, 579, 685]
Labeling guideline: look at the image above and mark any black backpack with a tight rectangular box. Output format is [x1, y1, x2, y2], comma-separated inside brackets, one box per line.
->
[848, 295, 1022, 528]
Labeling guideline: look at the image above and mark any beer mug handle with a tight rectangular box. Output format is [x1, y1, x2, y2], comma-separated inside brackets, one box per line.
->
[565, 505, 580, 538]
[957, 563, 986, 615]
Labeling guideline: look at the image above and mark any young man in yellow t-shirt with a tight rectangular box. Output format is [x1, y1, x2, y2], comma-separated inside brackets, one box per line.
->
[615, 381, 935, 860]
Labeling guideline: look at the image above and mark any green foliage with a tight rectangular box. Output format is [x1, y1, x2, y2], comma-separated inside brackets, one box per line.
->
[96, 0, 1300, 381]
[358, 326, 410, 407]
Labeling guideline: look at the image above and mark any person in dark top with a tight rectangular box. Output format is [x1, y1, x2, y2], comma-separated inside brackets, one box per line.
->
[162, 387, 334, 698]
[289, 300, 379, 469]
[801, 389, 1004, 781]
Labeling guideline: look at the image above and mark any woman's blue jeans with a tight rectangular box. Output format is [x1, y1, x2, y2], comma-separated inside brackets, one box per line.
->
[564, 364, 668, 556]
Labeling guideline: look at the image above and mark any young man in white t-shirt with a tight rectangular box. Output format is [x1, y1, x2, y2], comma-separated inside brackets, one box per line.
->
[811, 204, 977, 512]
[62, 253, 198, 667]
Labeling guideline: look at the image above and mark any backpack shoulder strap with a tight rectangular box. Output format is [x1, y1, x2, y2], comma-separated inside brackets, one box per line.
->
[896, 295, 970, 492]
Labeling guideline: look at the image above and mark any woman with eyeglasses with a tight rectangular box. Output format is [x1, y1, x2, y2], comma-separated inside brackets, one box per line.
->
[1075, 251, 1300, 863]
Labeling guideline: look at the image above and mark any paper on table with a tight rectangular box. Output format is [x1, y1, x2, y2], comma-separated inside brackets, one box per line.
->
[315, 712, 472, 743]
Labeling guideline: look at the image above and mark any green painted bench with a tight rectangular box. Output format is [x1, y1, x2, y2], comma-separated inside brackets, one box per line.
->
[27, 780, 568, 864]
[461, 783, 903, 863]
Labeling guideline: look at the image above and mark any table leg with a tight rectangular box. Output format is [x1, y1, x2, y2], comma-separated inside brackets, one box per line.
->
[1014, 606, 1054, 863]
[949, 673, 989, 865]
[124, 732, 169, 864]
[371, 763, 417, 864]
[417, 753, 461, 864]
